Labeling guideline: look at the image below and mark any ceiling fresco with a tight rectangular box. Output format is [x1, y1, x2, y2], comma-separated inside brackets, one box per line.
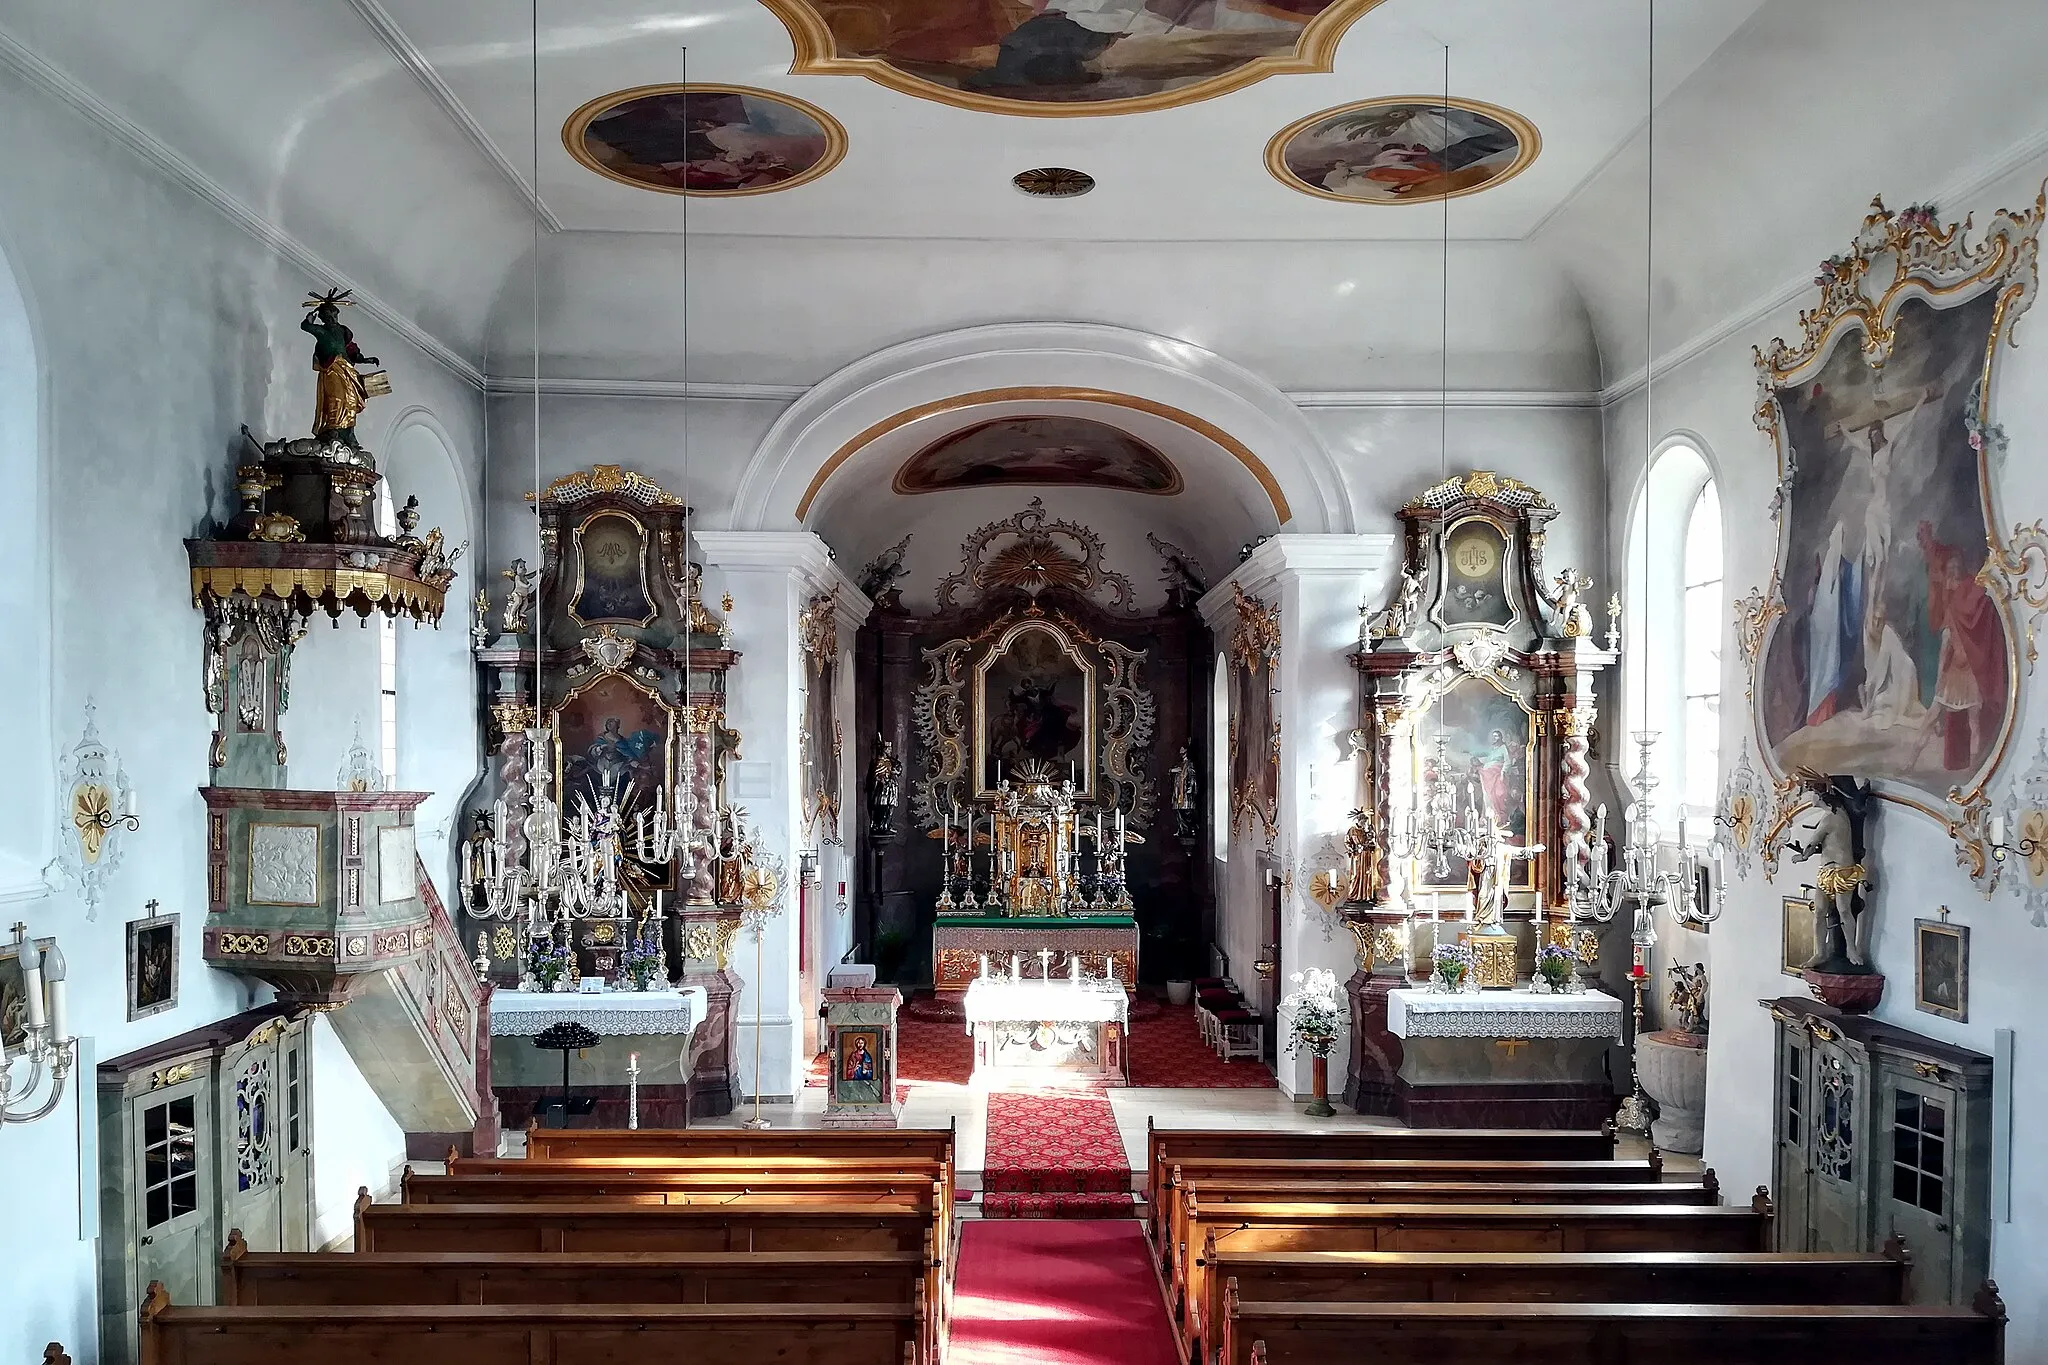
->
[563, 84, 846, 196]
[1267, 96, 1541, 204]
[758, 0, 1391, 116]
[895, 416, 1185, 495]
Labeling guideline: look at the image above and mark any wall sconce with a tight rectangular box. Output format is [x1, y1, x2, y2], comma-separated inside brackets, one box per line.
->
[798, 850, 821, 884]
[2, 922, 76, 1127]
[48, 701, 141, 921]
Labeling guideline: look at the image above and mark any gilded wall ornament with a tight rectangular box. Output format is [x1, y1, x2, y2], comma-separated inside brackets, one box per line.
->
[1982, 520, 2048, 673]
[48, 701, 138, 921]
[1996, 730, 2048, 923]
[911, 640, 972, 828]
[936, 498, 1136, 613]
[1716, 742, 1770, 882]
[580, 625, 637, 674]
[1228, 583, 1281, 841]
[798, 590, 844, 843]
[528, 464, 684, 508]
[1731, 576, 1785, 701]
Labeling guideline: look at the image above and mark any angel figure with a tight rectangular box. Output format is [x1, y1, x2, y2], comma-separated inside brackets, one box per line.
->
[1776, 770, 1875, 973]
[1553, 568, 1596, 639]
[1368, 565, 1427, 641]
[858, 535, 912, 605]
[501, 558, 537, 635]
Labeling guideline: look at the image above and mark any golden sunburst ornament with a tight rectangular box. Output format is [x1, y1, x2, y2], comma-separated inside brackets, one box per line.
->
[1013, 167, 1094, 198]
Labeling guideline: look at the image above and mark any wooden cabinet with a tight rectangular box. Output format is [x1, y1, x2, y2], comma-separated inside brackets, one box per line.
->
[1762, 996, 1991, 1304]
[97, 1004, 314, 1363]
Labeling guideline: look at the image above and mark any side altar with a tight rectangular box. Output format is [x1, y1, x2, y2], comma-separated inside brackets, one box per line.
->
[929, 760, 1139, 993]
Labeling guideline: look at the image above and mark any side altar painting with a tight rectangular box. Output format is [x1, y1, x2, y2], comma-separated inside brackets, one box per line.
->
[1742, 191, 2046, 881]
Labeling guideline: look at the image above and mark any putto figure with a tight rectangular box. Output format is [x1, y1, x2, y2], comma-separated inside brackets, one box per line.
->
[300, 288, 384, 450]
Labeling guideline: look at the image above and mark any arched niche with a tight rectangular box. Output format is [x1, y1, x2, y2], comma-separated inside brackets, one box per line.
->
[0, 229, 51, 897]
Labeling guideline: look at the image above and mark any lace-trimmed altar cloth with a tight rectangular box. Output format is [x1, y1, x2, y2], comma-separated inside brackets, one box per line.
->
[489, 986, 706, 1037]
[1387, 987, 1623, 1040]
[963, 978, 1130, 1035]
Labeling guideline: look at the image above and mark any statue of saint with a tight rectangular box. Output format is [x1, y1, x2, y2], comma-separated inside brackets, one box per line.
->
[1341, 807, 1382, 904]
[300, 290, 380, 449]
[869, 738, 901, 822]
[1169, 744, 1198, 811]
[1469, 823, 1542, 933]
[1777, 770, 1875, 972]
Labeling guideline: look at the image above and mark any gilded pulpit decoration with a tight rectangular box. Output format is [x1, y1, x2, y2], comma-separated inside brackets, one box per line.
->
[1227, 582, 1281, 841]
[51, 701, 140, 921]
[1750, 190, 2044, 880]
[798, 590, 844, 843]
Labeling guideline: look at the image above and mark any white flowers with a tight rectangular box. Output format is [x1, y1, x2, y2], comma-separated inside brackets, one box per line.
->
[1280, 968, 1344, 1057]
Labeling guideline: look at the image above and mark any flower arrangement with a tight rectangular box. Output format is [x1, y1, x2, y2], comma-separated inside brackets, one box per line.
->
[528, 932, 573, 993]
[1279, 968, 1343, 1058]
[621, 917, 666, 991]
[1534, 941, 1578, 993]
[1431, 941, 1475, 993]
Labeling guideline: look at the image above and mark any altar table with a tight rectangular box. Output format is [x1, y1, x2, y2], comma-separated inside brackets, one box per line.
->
[1379, 987, 1623, 1129]
[932, 915, 1139, 993]
[490, 987, 706, 1128]
[963, 976, 1130, 1086]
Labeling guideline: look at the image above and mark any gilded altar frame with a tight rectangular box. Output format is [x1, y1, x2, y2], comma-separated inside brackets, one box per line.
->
[568, 508, 661, 629]
[971, 617, 1099, 803]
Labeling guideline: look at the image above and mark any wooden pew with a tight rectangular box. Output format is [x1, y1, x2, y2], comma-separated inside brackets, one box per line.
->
[140, 1284, 925, 1365]
[1229, 1288, 2008, 1365]
[1143, 1121, 1615, 1237]
[402, 1167, 946, 1207]
[1161, 1170, 1711, 1280]
[1180, 1193, 1775, 1353]
[221, 1232, 925, 1308]
[1206, 1245, 1911, 1365]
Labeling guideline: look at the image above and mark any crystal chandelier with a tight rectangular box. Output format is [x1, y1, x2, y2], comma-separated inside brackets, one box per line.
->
[1395, 735, 1492, 884]
[1567, 732, 1721, 933]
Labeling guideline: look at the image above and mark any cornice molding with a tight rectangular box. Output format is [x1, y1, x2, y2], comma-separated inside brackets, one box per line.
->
[483, 376, 809, 402]
[692, 530, 872, 619]
[0, 18, 484, 388]
[1288, 389, 1602, 410]
[343, 0, 564, 233]
[1197, 532, 1396, 627]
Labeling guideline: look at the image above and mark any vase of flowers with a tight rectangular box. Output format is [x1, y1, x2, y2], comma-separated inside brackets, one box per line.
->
[621, 918, 666, 992]
[1431, 942, 1474, 994]
[529, 932, 572, 993]
[1280, 968, 1343, 1117]
[1535, 941, 1577, 993]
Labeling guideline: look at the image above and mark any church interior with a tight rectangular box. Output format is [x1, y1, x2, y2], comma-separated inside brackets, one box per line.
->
[3, 0, 2046, 1361]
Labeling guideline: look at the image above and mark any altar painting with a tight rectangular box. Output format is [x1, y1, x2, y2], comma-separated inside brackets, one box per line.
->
[760, 0, 1387, 115]
[975, 621, 1096, 797]
[1414, 677, 1534, 889]
[835, 1029, 884, 1105]
[570, 512, 658, 626]
[1758, 291, 2013, 799]
[556, 673, 673, 819]
[1436, 517, 1517, 631]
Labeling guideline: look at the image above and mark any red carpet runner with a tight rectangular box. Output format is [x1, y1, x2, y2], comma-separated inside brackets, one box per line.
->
[949, 1220, 1180, 1365]
[982, 1091, 1134, 1218]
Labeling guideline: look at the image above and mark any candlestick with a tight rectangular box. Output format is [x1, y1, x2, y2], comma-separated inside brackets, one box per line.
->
[627, 1052, 641, 1130]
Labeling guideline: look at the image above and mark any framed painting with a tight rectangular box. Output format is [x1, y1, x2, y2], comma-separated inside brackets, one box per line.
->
[1412, 675, 1536, 890]
[554, 672, 676, 826]
[1228, 585, 1281, 840]
[127, 910, 180, 1022]
[1913, 918, 1968, 1022]
[894, 416, 1182, 496]
[1781, 896, 1817, 976]
[569, 511, 659, 628]
[1750, 194, 2043, 855]
[1267, 96, 1540, 205]
[974, 619, 1096, 799]
[1433, 517, 1518, 632]
[834, 1028, 885, 1107]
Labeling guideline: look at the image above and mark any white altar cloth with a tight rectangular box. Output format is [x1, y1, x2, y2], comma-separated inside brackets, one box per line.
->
[490, 986, 706, 1038]
[1387, 987, 1622, 1041]
[962, 978, 1129, 1032]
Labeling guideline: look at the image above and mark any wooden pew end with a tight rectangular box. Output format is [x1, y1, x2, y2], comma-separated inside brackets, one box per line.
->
[1648, 1145, 1663, 1177]
[42, 1345, 70, 1365]
[223, 1228, 248, 1263]
[1972, 1280, 2006, 1322]
[1750, 1185, 1774, 1216]
[1879, 1232, 1911, 1265]
[139, 1280, 171, 1328]
[1701, 1166, 1719, 1201]
[1250, 1341, 1268, 1365]
[445, 1144, 461, 1167]
[353, 1186, 372, 1247]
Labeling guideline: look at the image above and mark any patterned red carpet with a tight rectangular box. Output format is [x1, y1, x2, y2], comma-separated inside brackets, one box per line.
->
[949, 1220, 1179, 1365]
[982, 1091, 1134, 1218]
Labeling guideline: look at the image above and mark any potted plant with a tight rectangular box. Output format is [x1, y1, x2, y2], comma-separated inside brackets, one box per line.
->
[1430, 941, 1474, 993]
[1280, 968, 1343, 1117]
[1534, 941, 1578, 993]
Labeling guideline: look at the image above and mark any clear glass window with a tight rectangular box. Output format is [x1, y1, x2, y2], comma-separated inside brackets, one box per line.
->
[141, 1094, 199, 1228]
[1681, 482, 1723, 815]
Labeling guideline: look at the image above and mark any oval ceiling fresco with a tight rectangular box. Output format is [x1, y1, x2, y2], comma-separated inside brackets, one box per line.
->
[563, 84, 846, 196]
[895, 416, 1184, 495]
[1267, 96, 1540, 204]
[759, 0, 1391, 116]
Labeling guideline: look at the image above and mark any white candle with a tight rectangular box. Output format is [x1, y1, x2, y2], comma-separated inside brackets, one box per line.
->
[1991, 815, 2008, 846]
[123, 787, 138, 819]
[19, 940, 44, 1031]
[48, 978, 66, 1044]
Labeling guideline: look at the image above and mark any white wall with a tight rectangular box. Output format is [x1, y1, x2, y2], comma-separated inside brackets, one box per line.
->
[1602, 153, 2048, 1356]
[0, 60, 482, 1365]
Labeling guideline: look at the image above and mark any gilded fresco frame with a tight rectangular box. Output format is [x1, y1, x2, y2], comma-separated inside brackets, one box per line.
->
[561, 83, 848, 198]
[1264, 94, 1542, 206]
[568, 509, 660, 629]
[756, 0, 1392, 120]
[972, 617, 1098, 801]
[1229, 583, 1282, 841]
[1747, 189, 2045, 882]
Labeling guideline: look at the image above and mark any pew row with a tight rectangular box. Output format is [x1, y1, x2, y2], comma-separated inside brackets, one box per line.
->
[1181, 1194, 1775, 1354]
[1163, 1174, 1715, 1282]
[401, 1168, 946, 1209]
[1205, 1245, 1911, 1365]
[1230, 1291, 2007, 1365]
[222, 1234, 924, 1307]
[1143, 1121, 1614, 1236]
[139, 1286, 925, 1365]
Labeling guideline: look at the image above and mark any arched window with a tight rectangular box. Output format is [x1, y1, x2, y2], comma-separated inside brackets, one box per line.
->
[0, 237, 50, 893]
[1624, 440, 1722, 824]
[1212, 651, 1230, 862]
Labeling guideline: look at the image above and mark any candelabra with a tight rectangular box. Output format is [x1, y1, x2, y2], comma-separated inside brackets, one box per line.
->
[1, 923, 75, 1127]
[1562, 731, 1722, 1132]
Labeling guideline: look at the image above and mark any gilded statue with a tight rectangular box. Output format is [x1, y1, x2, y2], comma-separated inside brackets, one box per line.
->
[1341, 807, 1381, 904]
[300, 289, 382, 450]
[1777, 770, 1875, 973]
[1367, 565, 1427, 641]
[501, 558, 537, 636]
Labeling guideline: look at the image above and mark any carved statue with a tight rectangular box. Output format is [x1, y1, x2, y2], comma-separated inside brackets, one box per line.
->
[1553, 568, 1596, 639]
[463, 809, 493, 905]
[869, 738, 902, 823]
[1368, 565, 1427, 641]
[300, 289, 381, 450]
[471, 586, 493, 651]
[858, 535, 912, 605]
[1777, 770, 1876, 973]
[1668, 962, 1709, 1035]
[676, 561, 726, 636]
[1468, 823, 1541, 933]
[1147, 532, 1207, 605]
[501, 558, 537, 635]
[1341, 807, 1382, 904]
[418, 527, 463, 583]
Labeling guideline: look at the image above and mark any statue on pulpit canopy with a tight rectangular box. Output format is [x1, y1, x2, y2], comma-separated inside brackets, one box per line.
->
[300, 289, 383, 450]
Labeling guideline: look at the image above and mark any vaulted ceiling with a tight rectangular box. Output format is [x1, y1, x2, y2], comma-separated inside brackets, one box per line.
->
[3, 0, 2042, 390]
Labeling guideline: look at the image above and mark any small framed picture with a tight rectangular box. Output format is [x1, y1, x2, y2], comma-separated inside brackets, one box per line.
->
[1781, 896, 1816, 976]
[126, 910, 180, 1022]
[1914, 918, 1968, 1023]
